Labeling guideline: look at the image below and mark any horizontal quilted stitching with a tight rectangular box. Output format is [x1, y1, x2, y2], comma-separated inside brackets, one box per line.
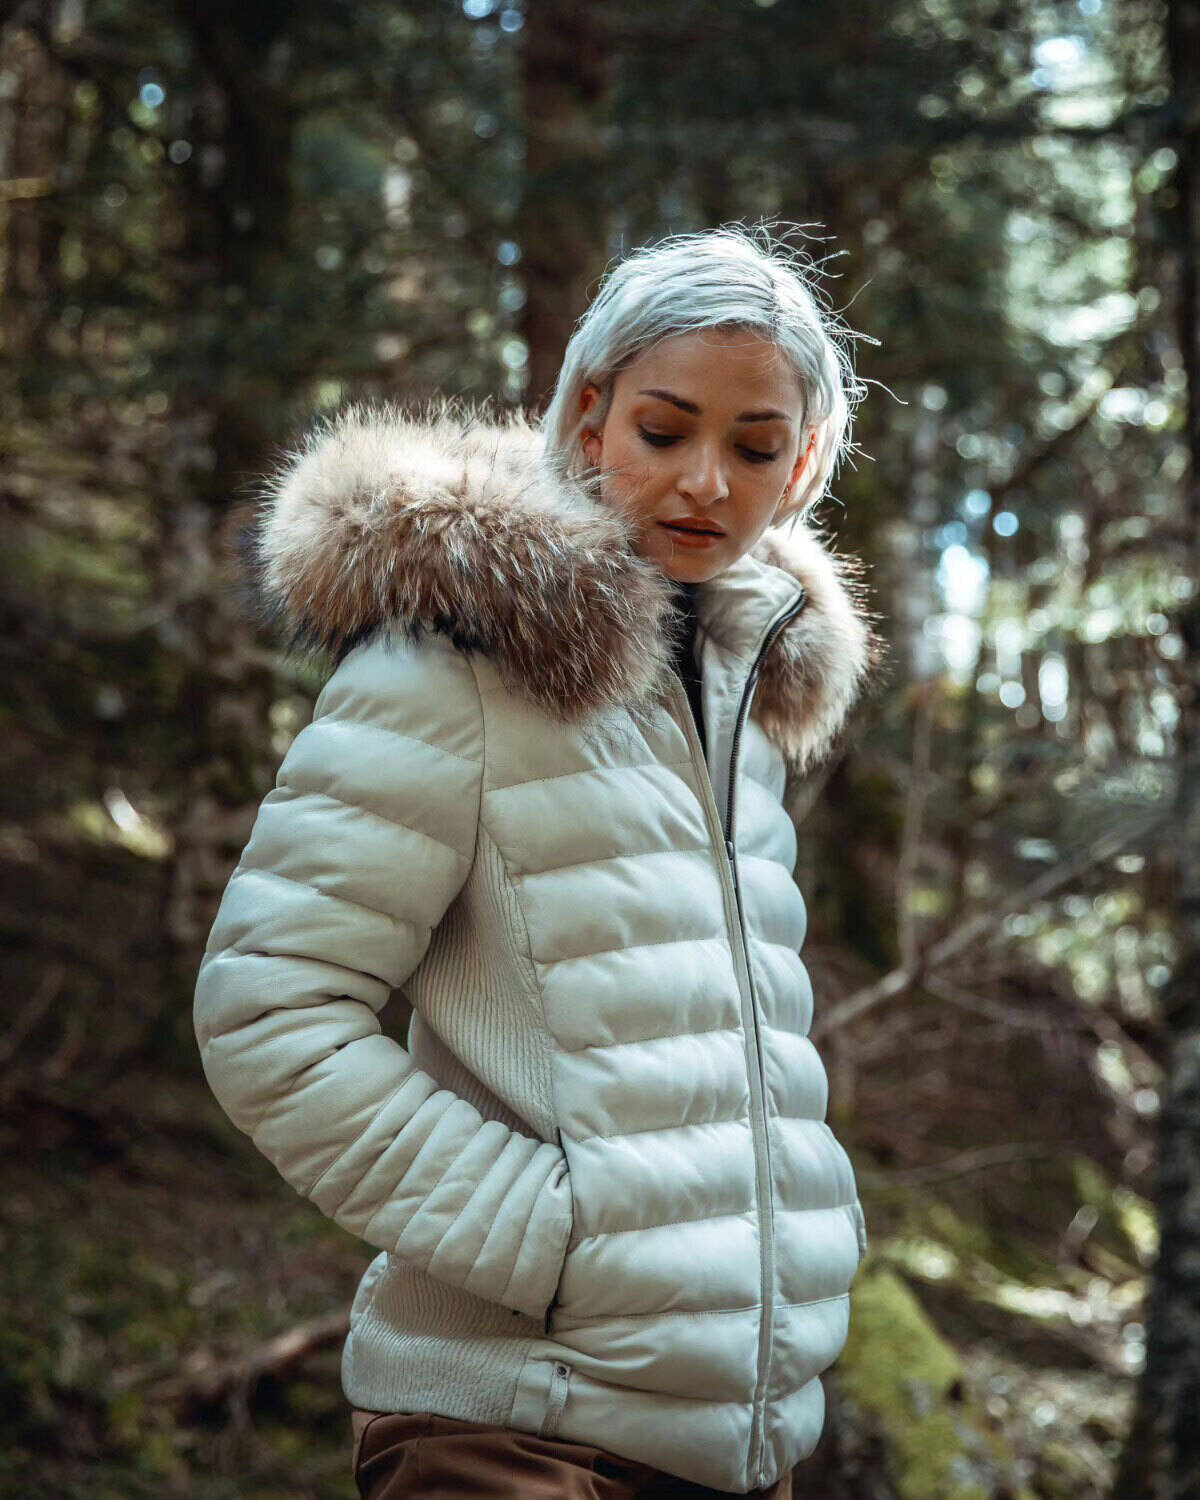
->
[512, 844, 713, 883]
[551, 1292, 849, 1328]
[265, 787, 475, 866]
[307, 713, 484, 767]
[556, 1023, 738, 1058]
[572, 1114, 749, 1147]
[485, 757, 696, 794]
[229, 862, 412, 933]
[574, 1206, 756, 1243]
[535, 934, 723, 969]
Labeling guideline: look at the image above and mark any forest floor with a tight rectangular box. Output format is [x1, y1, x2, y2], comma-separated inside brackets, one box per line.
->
[1, 1068, 364, 1500]
[0, 1059, 1140, 1500]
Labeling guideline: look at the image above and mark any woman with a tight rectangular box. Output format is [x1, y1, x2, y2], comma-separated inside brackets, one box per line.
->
[194, 225, 877, 1498]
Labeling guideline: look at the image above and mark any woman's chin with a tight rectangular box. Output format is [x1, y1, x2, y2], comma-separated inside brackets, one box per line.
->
[640, 534, 729, 583]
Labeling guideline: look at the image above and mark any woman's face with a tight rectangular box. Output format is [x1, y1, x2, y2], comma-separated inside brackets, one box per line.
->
[578, 328, 815, 583]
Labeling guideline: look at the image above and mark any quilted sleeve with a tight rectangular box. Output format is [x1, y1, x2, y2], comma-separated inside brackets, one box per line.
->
[193, 638, 572, 1321]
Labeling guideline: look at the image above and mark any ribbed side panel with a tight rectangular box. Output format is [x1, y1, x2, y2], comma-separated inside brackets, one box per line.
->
[342, 1256, 536, 1423]
[406, 822, 557, 1140]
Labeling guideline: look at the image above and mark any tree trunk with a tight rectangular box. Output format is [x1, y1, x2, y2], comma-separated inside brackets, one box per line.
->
[160, 8, 296, 951]
[517, 0, 610, 411]
[1115, 0, 1200, 1494]
[0, 25, 71, 365]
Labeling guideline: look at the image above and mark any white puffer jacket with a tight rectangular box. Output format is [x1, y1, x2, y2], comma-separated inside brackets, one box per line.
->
[194, 404, 875, 1493]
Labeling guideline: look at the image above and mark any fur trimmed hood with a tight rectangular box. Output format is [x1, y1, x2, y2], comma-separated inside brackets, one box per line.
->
[243, 402, 879, 773]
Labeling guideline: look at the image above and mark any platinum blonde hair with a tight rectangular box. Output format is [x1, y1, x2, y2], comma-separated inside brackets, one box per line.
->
[540, 222, 873, 523]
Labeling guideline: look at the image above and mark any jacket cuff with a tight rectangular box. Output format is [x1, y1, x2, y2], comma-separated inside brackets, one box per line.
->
[501, 1154, 574, 1322]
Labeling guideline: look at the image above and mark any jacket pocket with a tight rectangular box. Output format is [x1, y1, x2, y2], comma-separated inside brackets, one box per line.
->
[509, 1352, 573, 1439]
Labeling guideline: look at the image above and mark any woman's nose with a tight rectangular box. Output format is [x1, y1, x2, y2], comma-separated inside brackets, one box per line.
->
[677, 446, 729, 506]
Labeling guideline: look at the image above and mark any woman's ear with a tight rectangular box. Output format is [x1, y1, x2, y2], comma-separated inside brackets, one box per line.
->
[579, 383, 604, 465]
[775, 429, 816, 519]
[790, 428, 816, 488]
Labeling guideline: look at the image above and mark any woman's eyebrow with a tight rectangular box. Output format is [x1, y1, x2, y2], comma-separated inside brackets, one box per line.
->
[636, 388, 791, 423]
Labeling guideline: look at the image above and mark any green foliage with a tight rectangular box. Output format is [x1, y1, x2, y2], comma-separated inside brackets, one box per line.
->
[840, 1268, 1027, 1500]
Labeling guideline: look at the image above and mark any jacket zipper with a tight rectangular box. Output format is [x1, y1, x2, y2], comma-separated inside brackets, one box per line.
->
[668, 586, 808, 1489]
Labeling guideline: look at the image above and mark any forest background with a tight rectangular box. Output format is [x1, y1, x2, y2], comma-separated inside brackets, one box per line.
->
[1, 0, 1197, 1496]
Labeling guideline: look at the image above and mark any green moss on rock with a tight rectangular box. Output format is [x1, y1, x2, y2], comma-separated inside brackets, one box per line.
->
[839, 1268, 1027, 1500]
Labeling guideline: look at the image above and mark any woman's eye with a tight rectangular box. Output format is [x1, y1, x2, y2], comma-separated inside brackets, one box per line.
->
[637, 427, 777, 463]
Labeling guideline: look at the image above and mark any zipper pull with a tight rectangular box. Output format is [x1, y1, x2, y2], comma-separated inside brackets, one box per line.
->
[726, 838, 736, 864]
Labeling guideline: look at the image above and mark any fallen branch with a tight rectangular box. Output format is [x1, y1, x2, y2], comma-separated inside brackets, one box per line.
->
[155, 1312, 350, 1414]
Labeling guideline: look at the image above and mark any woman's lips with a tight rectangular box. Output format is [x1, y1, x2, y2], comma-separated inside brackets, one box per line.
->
[658, 522, 723, 549]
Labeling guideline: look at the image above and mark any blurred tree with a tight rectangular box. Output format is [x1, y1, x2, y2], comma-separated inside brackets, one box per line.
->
[518, 0, 609, 405]
[1115, 1, 1200, 1493]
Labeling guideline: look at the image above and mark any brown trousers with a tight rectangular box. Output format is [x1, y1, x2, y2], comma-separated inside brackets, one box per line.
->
[352, 1410, 793, 1500]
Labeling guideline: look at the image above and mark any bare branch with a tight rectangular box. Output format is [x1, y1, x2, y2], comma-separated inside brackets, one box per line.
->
[856, 1141, 1060, 1188]
[923, 973, 1088, 1033]
[153, 1312, 351, 1414]
[815, 812, 1159, 1037]
[0, 175, 56, 201]
[0, 964, 64, 1070]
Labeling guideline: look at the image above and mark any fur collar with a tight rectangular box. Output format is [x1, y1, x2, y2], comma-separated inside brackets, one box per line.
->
[242, 401, 879, 773]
